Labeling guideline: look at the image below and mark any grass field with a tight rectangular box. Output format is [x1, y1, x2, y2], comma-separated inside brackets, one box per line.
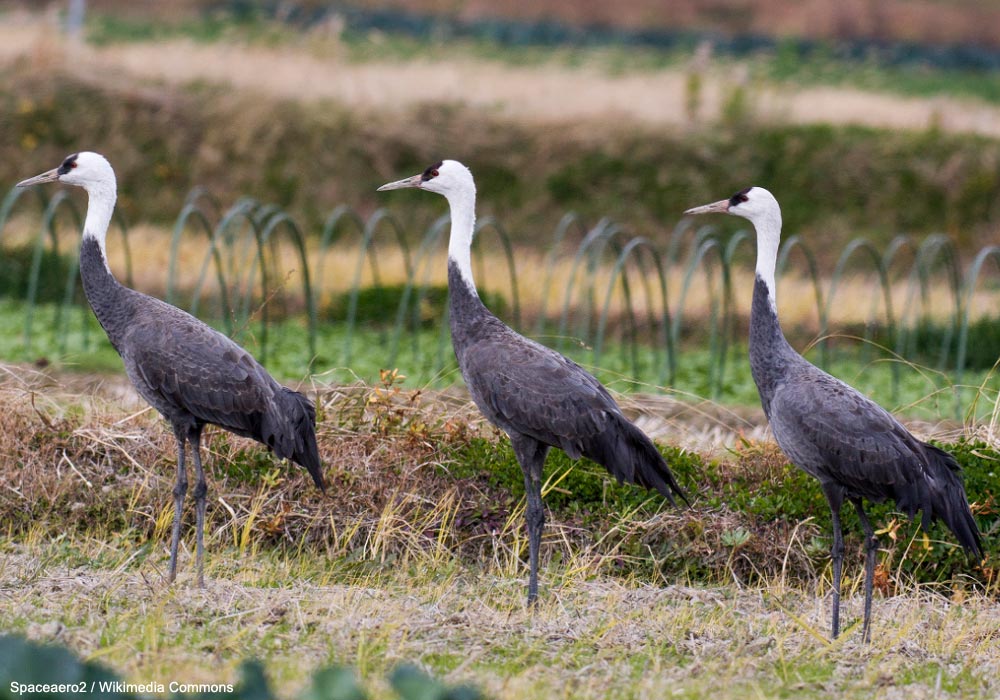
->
[3, 5, 1000, 697]
[4, 295, 997, 424]
[0, 367, 996, 699]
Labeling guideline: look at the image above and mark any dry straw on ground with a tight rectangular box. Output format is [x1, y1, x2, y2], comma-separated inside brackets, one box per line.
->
[0, 364, 997, 697]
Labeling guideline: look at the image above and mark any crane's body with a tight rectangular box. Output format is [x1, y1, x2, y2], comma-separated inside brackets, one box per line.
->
[19, 152, 324, 586]
[686, 187, 982, 641]
[380, 161, 686, 603]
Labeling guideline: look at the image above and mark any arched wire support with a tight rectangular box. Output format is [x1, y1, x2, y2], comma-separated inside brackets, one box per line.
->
[555, 219, 623, 352]
[671, 234, 726, 398]
[717, 229, 754, 391]
[822, 237, 898, 398]
[0, 184, 50, 239]
[882, 233, 917, 364]
[881, 234, 915, 272]
[594, 236, 675, 388]
[252, 203, 285, 228]
[0, 184, 51, 350]
[168, 201, 231, 334]
[472, 216, 521, 329]
[314, 205, 375, 304]
[894, 235, 961, 371]
[534, 212, 588, 337]
[24, 191, 82, 354]
[664, 217, 704, 267]
[258, 211, 318, 366]
[216, 205, 269, 361]
[388, 214, 451, 370]
[182, 186, 222, 222]
[225, 198, 265, 310]
[197, 199, 259, 321]
[578, 221, 628, 345]
[955, 245, 1000, 415]
[776, 234, 826, 351]
[342, 208, 415, 367]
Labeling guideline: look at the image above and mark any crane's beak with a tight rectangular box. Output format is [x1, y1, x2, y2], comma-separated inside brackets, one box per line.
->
[684, 199, 730, 216]
[16, 168, 60, 188]
[377, 173, 423, 192]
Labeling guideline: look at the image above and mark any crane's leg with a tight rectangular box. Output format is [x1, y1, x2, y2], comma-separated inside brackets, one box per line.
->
[168, 427, 188, 584]
[188, 425, 208, 588]
[511, 434, 549, 607]
[851, 498, 878, 644]
[821, 484, 845, 639]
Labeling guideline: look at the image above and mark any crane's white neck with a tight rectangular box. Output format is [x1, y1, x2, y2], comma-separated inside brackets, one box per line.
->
[82, 181, 117, 273]
[445, 184, 478, 296]
[752, 208, 782, 312]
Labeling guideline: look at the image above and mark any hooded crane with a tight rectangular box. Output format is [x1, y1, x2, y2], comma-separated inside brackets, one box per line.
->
[685, 187, 982, 642]
[378, 160, 687, 604]
[18, 152, 326, 587]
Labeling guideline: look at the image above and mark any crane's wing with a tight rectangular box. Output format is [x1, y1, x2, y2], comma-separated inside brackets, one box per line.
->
[460, 333, 621, 456]
[768, 368, 927, 499]
[121, 304, 278, 436]
[769, 366, 982, 556]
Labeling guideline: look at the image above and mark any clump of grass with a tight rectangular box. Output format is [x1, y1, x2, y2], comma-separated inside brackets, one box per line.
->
[1, 365, 993, 597]
[1, 367, 999, 697]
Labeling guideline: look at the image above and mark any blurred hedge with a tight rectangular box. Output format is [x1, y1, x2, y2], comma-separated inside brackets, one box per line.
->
[4, 67, 1000, 254]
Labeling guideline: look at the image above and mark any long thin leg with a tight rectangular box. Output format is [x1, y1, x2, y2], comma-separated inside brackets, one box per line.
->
[168, 428, 188, 584]
[189, 425, 208, 588]
[822, 484, 845, 639]
[852, 498, 878, 644]
[511, 434, 548, 606]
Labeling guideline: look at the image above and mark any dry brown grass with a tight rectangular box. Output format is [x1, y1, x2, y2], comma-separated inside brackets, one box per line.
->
[0, 366, 998, 697]
[3, 546, 999, 698]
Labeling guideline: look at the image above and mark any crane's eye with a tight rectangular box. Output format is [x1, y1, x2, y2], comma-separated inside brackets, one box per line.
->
[729, 187, 751, 207]
[57, 154, 80, 175]
[421, 161, 444, 182]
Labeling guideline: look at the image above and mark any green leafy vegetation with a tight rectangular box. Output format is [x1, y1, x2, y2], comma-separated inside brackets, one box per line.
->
[0, 635, 482, 700]
[322, 284, 507, 328]
[1, 297, 994, 419]
[441, 435, 998, 587]
[0, 245, 78, 304]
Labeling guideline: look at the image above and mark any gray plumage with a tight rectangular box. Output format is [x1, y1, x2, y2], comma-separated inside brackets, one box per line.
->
[450, 262, 685, 501]
[379, 160, 686, 604]
[687, 187, 982, 642]
[19, 152, 324, 587]
[84, 239, 322, 480]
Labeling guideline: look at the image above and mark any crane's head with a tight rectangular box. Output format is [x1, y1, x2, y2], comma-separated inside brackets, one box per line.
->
[684, 186, 780, 224]
[17, 152, 116, 193]
[377, 160, 474, 199]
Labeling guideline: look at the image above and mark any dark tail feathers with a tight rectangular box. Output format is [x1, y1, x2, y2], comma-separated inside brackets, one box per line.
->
[917, 443, 982, 560]
[581, 414, 688, 506]
[261, 388, 325, 492]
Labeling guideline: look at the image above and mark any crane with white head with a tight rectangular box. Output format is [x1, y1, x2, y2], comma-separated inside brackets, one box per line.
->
[685, 187, 982, 642]
[379, 160, 688, 604]
[18, 152, 326, 587]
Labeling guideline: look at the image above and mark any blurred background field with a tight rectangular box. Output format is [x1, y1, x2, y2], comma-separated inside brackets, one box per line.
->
[1, 2, 1000, 698]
